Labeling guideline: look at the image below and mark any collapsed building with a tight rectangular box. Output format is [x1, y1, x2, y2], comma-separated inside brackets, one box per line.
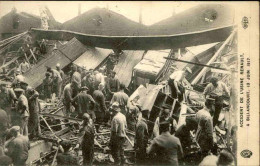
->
[0, 3, 238, 165]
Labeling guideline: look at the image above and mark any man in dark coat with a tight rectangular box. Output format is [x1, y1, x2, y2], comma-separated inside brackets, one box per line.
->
[56, 140, 79, 166]
[42, 72, 53, 100]
[72, 86, 96, 119]
[106, 71, 120, 100]
[5, 126, 30, 166]
[82, 71, 95, 96]
[147, 121, 183, 165]
[135, 109, 149, 164]
[77, 113, 95, 165]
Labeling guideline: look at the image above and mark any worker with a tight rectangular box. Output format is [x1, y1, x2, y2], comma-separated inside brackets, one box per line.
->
[0, 146, 13, 166]
[11, 69, 25, 89]
[126, 104, 140, 131]
[47, 67, 63, 98]
[71, 65, 81, 93]
[135, 109, 149, 165]
[93, 70, 105, 90]
[62, 82, 76, 116]
[106, 71, 120, 100]
[18, 59, 30, 74]
[72, 86, 96, 119]
[203, 76, 230, 126]
[195, 97, 215, 158]
[25, 86, 40, 138]
[56, 140, 79, 166]
[76, 113, 95, 166]
[110, 83, 129, 115]
[56, 63, 65, 81]
[42, 72, 53, 100]
[4, 126, 30, 166]
[82, 71, 95, 96]
[106, 53, 117, 75]
[0, 82, 17, 124]
[110, 102, 127, 165]
[153, 108, 177, 138]
[168, 67, 192, 102]
[0, 108, 9, 145]
[175, 116, 197, 155]
[93, 83, 107, 131]
[147, 121, 183, 165]
[14, 88, 29, 136]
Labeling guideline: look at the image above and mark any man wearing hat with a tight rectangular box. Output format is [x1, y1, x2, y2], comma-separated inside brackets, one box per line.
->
[82, 71, 95, 96]
[14, 88, 29, 136]
[147, 121, 183, 165]
[0, 81, 17, 124]
[106, 71, 120, 100]
[135, 109, 149, 164]
[195, 97, 215, 159]
[56, 140, 79, 166]
[77, 113, 95, 165]
[5, 126, 30, 166]
[72, 86, 96, 119]
[168, 67, 192, 102]
[110, 102, 127, 165]
[203, 76, 230, 126]
[42, 72, 53, 100]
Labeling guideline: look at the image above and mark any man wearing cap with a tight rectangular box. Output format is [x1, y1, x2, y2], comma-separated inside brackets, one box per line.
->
[195, 98, 214, 158]
[203, 76, 230, 126]
[153, 108, 178, 138]
[82, 71, 95, 96]
[72, 86, 96, 119]
[168, 67, 192, 102]
[110, 102, 127, 165]
[14, 88, 29, 136]
[93, 83, 107, 128]
[106, 71, 120, 100]
[77, 113, 95, 165]
[147, 121, 183, 165]
[42, 72, 53, 100]
[47, 67, 63, 98]
[5, 126, 30, 166]
[135, 109, 149, 164]
[110, 83, 129, 115]
[56, 140, 79, 166]
[0, 82, 17, 124]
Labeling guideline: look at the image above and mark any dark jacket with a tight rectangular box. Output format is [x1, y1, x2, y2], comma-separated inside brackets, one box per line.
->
[72, 92, 95, 115]
[135, 118, 149, 150]
[93, 90, 107, 113]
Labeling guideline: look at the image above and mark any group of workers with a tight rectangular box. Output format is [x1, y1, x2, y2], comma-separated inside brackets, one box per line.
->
[0, 57, 235, 166]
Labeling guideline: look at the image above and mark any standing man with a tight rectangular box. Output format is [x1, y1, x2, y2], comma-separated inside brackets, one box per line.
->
[195, 98, 215, 158]
[77, 113, 95, 166]
[110, 83, 129, 115]
[82, 71, 95, 96]
[106, 71, 120, 100]
[14, 88, 29, 136]
[47, 67, 62, 98]
[168, 67, 192, 102]
[19, 60, 30, 74]
[93, 83, 107, 131]
[42, 72, 53, 100]
[147, 121, 183, 165]
[72, 86, 96, 119]
[56, 63, 65, 81]
[110, 102, 127, 165]
[62, 82, 75, 116]
[0, 82, 17, 124]
[71, 65, 81, 93]
[93, 70, 105, 90]
[135, 109, 149, 164]
[5, 126, 30, 166]
[203, 77, 230, 126]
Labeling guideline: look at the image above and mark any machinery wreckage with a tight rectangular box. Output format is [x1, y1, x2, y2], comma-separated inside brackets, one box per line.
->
[0, 23, 238, 165]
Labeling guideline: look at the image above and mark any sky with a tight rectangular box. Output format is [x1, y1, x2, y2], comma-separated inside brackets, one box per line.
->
[0, 1, 202, 25]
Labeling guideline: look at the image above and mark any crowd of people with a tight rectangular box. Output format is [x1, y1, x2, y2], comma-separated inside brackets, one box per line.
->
[0, 58, 236, 166]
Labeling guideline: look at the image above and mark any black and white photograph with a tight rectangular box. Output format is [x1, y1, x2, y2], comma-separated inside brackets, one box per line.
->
[0, 1, 259, 166]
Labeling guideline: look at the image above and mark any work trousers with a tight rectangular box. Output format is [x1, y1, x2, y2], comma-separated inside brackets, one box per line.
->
[20, 116, 29, 136]
[213, 96, 223, 127]
[111, 136, 125, 165]
[82, 144, 94, 166]
[136, 148, 147, 165]
[28, 112, 40, 137]
[53, 80, 62, 98]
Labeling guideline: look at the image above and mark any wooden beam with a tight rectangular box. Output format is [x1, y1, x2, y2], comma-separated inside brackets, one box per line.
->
[191, 30, 237, 85]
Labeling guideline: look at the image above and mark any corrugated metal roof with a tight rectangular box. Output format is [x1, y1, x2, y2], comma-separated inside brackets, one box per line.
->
[73, 47, 111, 70]
[24, 38, 87, 88]
[113, 50, 144, 87]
